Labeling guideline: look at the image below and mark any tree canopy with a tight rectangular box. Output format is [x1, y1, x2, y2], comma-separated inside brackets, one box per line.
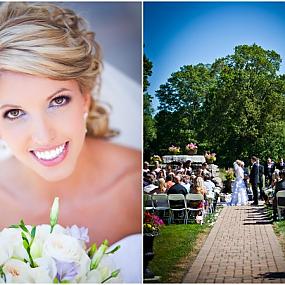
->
[145, 44, 285, 166]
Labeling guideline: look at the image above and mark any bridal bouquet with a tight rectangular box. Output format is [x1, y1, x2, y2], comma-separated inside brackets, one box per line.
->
[0, 198, 121, 283]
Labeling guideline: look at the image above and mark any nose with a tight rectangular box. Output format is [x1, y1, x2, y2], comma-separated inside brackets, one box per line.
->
[31, 116, 56, 146]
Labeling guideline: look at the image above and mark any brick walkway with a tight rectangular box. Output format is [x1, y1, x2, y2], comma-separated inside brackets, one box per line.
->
[183, 205, 285, 283]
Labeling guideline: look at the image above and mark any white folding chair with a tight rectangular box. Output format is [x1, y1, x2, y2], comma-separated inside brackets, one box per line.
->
[277, 190, 285, 220]
[143, 194, 154, 212]
[152, 194, 171, 224]
[186, 193, 204, 224]
[168, 194, 187, 224]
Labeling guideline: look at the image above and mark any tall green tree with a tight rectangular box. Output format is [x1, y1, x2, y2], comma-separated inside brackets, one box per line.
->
[155, 63, 214, 153]
[202, 44, 285, 165]
[143, 54, 156, 159]
[152, 44, 285, 166]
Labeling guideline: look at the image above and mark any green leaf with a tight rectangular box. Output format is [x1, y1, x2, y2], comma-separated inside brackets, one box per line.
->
[31, 226, 36, 239]
[88, 244, 97, 258]
[9, 224, 19, 229]
[106, 245, 120, 255]
[101, 269, 120, 283]
[23, 239, 29, 251]
[19, 220, 28, 233]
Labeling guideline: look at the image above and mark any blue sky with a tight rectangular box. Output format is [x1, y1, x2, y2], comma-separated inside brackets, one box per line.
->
[144, 2, 285, 109]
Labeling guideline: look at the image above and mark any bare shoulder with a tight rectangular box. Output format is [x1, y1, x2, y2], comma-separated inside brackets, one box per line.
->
[86, 137, 141, 172]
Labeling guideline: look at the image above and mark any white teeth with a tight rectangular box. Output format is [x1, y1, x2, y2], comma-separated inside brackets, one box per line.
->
[34, 143, 65, 161]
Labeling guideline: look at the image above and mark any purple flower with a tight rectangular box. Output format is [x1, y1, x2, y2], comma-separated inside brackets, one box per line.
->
[54, 258, 79, 282]
[66, 225, 90, 243]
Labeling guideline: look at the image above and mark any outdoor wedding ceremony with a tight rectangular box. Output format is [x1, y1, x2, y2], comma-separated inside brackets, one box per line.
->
[144, 2, 285, 283]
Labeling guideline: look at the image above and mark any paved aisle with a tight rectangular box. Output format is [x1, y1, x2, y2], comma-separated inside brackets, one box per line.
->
[183, 205, 285, 283]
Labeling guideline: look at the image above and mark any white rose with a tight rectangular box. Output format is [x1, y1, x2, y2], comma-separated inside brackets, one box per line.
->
[3, 259, 34, 283]
[83, 255, 122, 283]
[42, 233, 90, 280]
[0, 236, 14, 265]
[0, 228, 28, 261]
[33, 257, 57, 282]
[30, 224, 66, 259]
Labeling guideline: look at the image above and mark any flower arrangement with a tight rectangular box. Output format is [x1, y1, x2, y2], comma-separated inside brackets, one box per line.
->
[150, 155, 162, 165]
[168, 145, 180, 155]
[186, 143, 198, 151]
[0, 197, 121, 283]
[205, 151, 216, 163]
[143, 212, 164, 236]
[225, 168, 235, 181]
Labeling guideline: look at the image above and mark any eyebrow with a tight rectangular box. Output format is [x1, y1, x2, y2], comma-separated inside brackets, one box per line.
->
[0, 88, 72, 110]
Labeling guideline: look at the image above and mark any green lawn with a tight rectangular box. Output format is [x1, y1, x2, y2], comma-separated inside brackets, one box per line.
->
[148, 223, 209, 283]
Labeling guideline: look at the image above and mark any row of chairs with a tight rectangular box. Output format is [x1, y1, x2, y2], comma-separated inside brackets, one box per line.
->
[144, 193, 205, 224]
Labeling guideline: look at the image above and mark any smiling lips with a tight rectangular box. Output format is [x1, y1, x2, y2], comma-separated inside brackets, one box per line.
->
[31, 142, 69, 167]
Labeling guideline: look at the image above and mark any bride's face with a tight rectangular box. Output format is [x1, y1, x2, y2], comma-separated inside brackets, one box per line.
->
[0, 71, 90, 181]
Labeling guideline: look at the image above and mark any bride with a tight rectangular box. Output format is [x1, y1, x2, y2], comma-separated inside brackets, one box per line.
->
[0, 2, 141, 282]
[230, 160, 248, 206]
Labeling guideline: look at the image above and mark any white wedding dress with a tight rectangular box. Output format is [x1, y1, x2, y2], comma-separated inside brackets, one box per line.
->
[109, 234, 142, 283]
[230, 162, 248, 206]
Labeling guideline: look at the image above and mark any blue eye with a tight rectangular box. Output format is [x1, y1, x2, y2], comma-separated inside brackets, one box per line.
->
[4, 109, 25, 120]
[50, 95, 71, 108]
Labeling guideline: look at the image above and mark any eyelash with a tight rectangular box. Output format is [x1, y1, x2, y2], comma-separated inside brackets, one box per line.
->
[3, 95, 72, 121]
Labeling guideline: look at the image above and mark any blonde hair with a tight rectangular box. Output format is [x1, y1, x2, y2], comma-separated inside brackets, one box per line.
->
[236, 160, 244, 167]
[0, 2, 116, 138]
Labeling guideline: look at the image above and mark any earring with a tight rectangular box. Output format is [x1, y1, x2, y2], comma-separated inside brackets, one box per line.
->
[84, 112, 88, 134]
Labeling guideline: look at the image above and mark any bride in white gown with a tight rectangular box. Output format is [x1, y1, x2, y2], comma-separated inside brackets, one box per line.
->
[230, 160, 248, 206]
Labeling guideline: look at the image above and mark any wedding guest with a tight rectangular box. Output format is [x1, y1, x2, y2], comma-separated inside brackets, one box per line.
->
[176, 161, 185, 174]
[143, 161, 150, 174]
[165, 164, 175, 176]
[203, 174, 216, 194]
[257, 159, 267, 202]
[202, 162, 211, 176]
[158, 177, 167, 193]
[143, 173, 158, 194]
[273, 170, 285, 220]
[277, 158, 285, 171]
[181, 175, 191, 193]
[167, 175, 187, 195]
[264, 157, 275, 187]
[0, 3, 141, 277]
[250, 156, 260, 205]
[184, 160, 193, 176]
[153, 160, 162, 175]
[165, 174, 175, 190]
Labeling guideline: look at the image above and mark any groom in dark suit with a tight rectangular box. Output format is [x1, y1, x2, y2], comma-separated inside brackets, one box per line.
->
[250, 156, 259, 205]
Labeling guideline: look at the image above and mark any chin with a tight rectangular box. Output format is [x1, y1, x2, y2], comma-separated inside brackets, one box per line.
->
[35, 166, 75, 182]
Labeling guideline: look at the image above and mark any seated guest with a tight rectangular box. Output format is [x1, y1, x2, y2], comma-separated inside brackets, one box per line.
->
[165, 164, 175, 176]
[143, 161, 150, 174]
[184, 160, 193, 176]
[176, 162, 185, 174]
[165, 174, 175, 190]
[273, 170, 285, 220]
[167, 175, 188, 195]
[143, 173, 158, 194]
[204, 174, 216, 194]
[181, 175, 191, 193]
[158, 178, 167, 193]
[277, 158, 285, 171]
[202, 162, 211, 176]
[153, 160, 162, 175]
